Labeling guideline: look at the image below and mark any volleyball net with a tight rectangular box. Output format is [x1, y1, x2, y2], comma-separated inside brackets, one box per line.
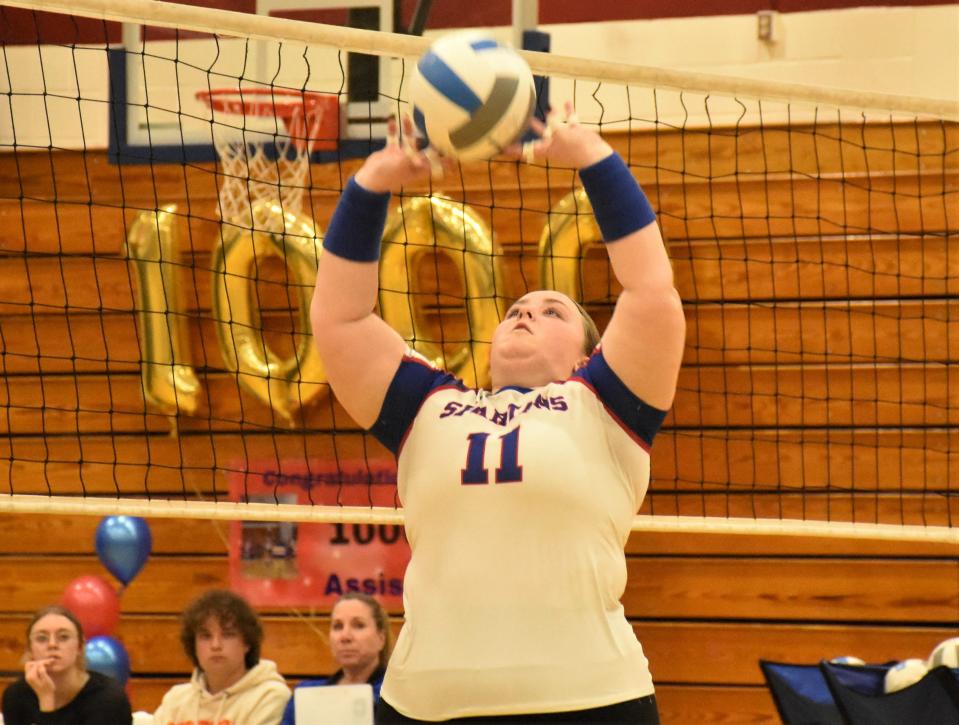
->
[0, 0, 957, 542]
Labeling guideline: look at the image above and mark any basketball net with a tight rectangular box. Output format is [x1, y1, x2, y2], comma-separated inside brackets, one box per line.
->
[198, 89, 335, 232]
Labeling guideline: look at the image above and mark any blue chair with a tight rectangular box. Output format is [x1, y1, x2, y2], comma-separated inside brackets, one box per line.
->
[759, 660, 844, 724]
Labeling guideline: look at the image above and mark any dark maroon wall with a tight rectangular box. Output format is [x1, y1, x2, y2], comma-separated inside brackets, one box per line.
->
[1, 1, 953, 45]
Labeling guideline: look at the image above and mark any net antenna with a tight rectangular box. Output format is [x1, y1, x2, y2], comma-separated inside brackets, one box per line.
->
[196, 87, 337, 229]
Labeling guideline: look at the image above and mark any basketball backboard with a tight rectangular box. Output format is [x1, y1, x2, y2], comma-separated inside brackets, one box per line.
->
[109, 0, 396, 163]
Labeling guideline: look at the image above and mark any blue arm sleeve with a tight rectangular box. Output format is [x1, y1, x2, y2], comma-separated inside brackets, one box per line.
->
[573, 350, 668, 448]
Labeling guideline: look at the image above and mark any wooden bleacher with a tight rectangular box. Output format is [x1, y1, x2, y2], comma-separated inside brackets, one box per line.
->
[0, 120, 956, 722]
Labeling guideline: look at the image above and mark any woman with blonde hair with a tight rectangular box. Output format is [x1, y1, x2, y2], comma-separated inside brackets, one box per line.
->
[1, 605, 132, 724]
[280, 593, 392, 724]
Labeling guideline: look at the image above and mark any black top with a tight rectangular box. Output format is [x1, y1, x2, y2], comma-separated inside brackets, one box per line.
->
[1, 671, 132, 725]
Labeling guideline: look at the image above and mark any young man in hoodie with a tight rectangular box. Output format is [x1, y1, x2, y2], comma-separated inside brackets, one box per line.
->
[152, 589, 290, 725]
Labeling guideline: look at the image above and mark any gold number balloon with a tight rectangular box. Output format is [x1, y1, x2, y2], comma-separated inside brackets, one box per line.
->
[211, 200, 326, 425]
[125, 204, 201, 417]
[379, 196, 505, 389]
[126, 186, 601, 425]
[537, 188, 603, 301]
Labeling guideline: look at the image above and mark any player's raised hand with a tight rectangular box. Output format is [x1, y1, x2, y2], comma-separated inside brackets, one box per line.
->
[354, 116, 452, 193]
[509, 102, 613, 170]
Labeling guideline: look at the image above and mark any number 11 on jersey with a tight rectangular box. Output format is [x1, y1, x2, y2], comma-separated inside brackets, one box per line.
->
[461, 427, 523, 485]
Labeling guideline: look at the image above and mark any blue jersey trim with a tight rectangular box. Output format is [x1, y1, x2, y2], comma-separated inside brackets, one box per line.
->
[371, 356, 464, 455]
[573, 351, 668, 448]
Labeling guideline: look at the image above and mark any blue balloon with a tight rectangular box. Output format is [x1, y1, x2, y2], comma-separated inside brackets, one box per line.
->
[85, 636, 130, 686]
[95, 516, 152, 586]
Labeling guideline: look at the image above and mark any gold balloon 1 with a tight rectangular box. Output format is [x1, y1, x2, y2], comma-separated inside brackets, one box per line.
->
[125, 204, 201, 417]
[380, 196, 505, 389]
[537, 188, 603, 301]
[211, 200, 327, 425]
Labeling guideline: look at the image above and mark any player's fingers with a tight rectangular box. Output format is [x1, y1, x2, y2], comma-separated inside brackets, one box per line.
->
[386, 116, 400, 147]
[527, 117, 546, 136]
[401, 114, 424, 160]
[400, 113, 416, 139]
[402, 131, 419, 161]
[522, 140, 537, 164]
[423, 147, 446, 179]
[543, 108, 563, 140]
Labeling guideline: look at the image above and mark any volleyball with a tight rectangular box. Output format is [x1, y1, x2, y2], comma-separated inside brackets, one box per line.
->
[409, 31, 536, 160]
[883, 658, 929, 693]
[928, 636, 959, 668]
[829, 655, 866, 666]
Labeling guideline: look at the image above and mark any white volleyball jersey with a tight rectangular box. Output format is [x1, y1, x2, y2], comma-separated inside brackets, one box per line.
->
[370, 349, 667, 720]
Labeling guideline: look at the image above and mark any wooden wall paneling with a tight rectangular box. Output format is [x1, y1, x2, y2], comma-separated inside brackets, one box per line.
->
[0, 431, 389, 496]
[1, 362, 954, 436]
[639, 622, 958, 685]
[2, 166, 956, 258]
[2, 122, 954, 203]
[2, 428, 956, 499]
[0, 555, 956, 622]
[655, 685, 777, 724]
[653, 427, 959, 492]
[624, 556, 959, 621]
[8, 297, 957, 375]
[627, 529, 959, 557]
[0, 515, 229, 555]
[641, 492, 959, 527]
[4, 237, 959, 347]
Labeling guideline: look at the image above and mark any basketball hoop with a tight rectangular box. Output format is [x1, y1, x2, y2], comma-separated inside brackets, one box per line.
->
[197, 88, 339, 229]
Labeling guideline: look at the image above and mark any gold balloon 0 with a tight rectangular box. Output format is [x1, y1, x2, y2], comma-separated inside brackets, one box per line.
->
[537, 188, 602, 301]
[380, 196, 505, 389]
[125, 204, 201, 417]
[211, 200, 327, 425]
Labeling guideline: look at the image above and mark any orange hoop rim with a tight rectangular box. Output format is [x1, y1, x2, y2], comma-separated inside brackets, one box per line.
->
[195, 88, 331, 120]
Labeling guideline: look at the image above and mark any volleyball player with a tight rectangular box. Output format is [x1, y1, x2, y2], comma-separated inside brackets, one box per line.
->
[310, 110, 685, 723]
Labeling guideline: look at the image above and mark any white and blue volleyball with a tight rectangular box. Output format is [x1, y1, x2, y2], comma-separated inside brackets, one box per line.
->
[829, 656, 866, 666]
[410, 31, 536, 160]
[928, 636, 959, 669]
[884, 659, 929, 693]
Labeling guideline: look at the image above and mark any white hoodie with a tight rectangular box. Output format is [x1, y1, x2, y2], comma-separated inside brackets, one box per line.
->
[152, 659, 290, 725]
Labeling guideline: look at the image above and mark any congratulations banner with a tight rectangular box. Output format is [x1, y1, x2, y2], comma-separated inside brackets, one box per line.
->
[228, 459, 408, 608]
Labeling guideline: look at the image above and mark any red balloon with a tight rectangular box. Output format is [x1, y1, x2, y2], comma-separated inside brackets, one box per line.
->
[61, 575, 120, 638]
